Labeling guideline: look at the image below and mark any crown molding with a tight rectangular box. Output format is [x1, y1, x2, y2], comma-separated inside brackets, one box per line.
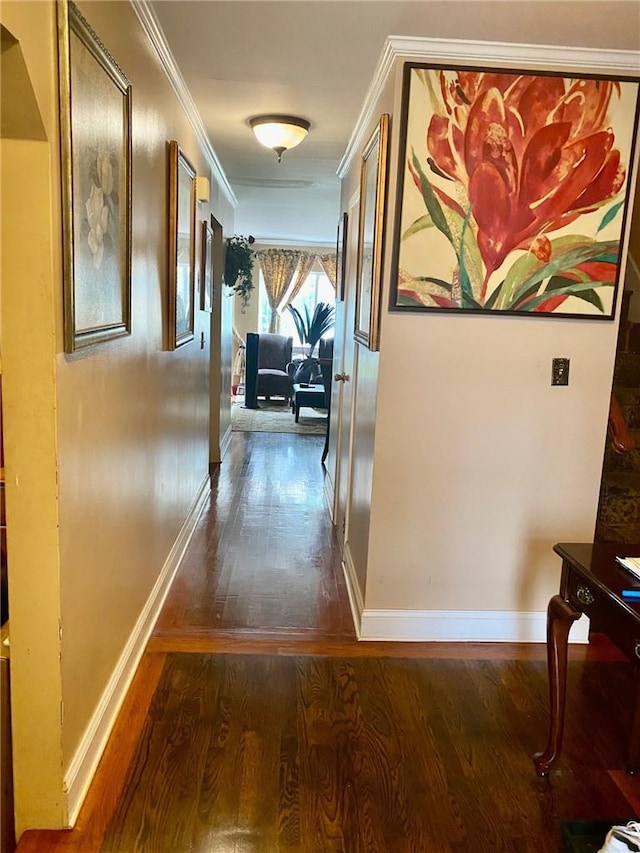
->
[252, 237, 335, 250]
[337, 35, 640, 179]
[337, 37, 397, 179]
[130, 0, 237, 208]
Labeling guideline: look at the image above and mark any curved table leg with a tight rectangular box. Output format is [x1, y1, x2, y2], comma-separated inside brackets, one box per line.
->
[534, 594, 581, 776]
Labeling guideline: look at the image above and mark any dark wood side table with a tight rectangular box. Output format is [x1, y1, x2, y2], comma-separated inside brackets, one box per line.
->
[534, 542, 640, 776]
[292, 383, 325, 422]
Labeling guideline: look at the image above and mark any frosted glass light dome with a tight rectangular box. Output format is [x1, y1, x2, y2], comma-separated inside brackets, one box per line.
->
[249, 115, 311, 162]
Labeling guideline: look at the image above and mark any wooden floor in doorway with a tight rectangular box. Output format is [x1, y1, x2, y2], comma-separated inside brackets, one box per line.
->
[16, 432, 640, 853]
[151, 431, 356, 650]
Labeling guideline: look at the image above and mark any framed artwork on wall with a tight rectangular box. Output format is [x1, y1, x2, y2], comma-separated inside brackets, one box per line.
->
[390, 63, 639, 319]
[168, 140, 196, 348]
[57, 0, 132, 353]
[355, 113, 390, 350]
[200, 220, 213, 312]
[336, 211, 348, 302]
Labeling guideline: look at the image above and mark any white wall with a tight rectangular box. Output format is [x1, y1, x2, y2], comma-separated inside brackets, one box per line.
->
[1, 0, 235, 832]
[338, 38, 639, 640]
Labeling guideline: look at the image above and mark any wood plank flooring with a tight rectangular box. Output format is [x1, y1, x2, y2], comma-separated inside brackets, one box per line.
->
[16, 432, 640, 852]
[101, 654, 636, 852]
[154, 433, 355, 643]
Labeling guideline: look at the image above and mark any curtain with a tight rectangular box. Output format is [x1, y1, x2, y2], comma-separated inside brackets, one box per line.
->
[256, 249, 302, 332]
[282, 252, 317, 313]
[319, 253, 337, 290]
[232, 326, 245, 391]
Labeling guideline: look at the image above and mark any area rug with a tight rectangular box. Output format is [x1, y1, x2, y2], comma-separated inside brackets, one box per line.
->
[231, 400, 327, 435]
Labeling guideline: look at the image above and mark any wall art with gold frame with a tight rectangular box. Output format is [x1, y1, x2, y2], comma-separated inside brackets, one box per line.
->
[355, 113, 390, 351]
[57, 0, 132, 352]
[168, 140, 196, 348]
[200, 220, 213, 312]
[390, 63, 639, 319]
[336, 211, 348, 302]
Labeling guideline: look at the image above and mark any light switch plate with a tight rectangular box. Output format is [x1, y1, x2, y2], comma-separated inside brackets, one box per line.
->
[552, 358, 570, 386]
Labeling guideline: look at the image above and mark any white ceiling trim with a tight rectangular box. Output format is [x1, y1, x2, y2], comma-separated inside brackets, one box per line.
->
[130, 0, 238, 208]
[337, 37, 397, 180]
[337, 34, 640, 180]
[252, 237, 336, 249]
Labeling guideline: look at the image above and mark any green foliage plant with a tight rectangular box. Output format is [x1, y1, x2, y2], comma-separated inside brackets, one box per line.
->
[225, 235, 255, 311]
[287, 301, 335, 358]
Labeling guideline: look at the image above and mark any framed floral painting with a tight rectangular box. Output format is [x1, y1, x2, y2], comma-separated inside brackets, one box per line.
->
[355, 114, 389, 350]
[168, 140, 196, 348]
[390, 63, 639, 318]
[58, 1, 132, 352]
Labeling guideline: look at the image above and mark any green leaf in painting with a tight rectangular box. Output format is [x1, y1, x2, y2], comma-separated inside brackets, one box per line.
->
[597, 200, 625, 234]
[542, 275, 603, 311]
[416, 68, 445, 117]
[546, 275, 582, 291]
[514, 268, 597, 309]
[463, 293, 483, 310]
[498, 235, 598, 310]
[590, 252, 618, 265]
[414, 276, 452, 291]
[410, 150, 454, 245]
[574, 288, 604, 311]
[517, 279, 613, 312]
[484, 284, 502, 310]
[457, 208, 476, 308]
[407, 151, 484, 300]
[507, 239, 619, 309]
[396, 293, 427, 307]
[402, 214, 435, 241]
[398, 274, 453, 307]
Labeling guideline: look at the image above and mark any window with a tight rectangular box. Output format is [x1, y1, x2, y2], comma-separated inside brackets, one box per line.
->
[258, 267, 335, 350]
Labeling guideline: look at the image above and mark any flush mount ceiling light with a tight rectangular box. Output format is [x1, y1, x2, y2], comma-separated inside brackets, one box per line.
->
[249, 114, 311, 163]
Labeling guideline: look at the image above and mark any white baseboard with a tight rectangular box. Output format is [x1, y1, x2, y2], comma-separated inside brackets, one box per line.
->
[323, 474, 335, 523]
[342, 543, 364, 638]
[220, 424, 232, 460]
[64, 474, 211, 825]
[360, 608, 590, 643]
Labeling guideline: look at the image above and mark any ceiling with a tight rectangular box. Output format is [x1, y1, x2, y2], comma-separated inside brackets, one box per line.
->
[151, 1, 640, 247]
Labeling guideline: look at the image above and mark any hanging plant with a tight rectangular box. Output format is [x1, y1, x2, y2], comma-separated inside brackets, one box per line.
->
[225, 234, 255, 311]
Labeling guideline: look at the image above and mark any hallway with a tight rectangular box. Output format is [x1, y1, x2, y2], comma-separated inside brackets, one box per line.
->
[152, 432, 355, 649]
[16, 433, 640, 852]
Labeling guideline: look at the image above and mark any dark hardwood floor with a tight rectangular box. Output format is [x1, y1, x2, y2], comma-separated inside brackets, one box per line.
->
[16, 432, 640, 852]
[153, 432, 355, 645]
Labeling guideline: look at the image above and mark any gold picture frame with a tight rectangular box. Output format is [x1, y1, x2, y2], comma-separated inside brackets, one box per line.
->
[200, 220, 213, 312]
[354, 114, 389, 351]
[58, 0, 132, 352]
[168, 140, 196, 348]
[336, 211, 348, 302]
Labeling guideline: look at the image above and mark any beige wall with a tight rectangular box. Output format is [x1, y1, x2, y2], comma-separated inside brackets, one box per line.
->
[339, 77, 396, 601]
[339, 42, 639, 626]
[2, 136, 65, 829]
[233, 262, 260, 342]
[1, 0, 234, 832]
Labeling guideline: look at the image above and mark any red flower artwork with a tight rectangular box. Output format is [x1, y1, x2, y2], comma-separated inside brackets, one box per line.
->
[397, 67, 635, 315]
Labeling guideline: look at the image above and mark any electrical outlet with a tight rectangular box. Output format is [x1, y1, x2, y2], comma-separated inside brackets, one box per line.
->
[552, 358, 570, 386]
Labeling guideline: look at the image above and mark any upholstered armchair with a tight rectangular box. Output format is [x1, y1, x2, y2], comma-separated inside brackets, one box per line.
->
[244, 332, 294, 409]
